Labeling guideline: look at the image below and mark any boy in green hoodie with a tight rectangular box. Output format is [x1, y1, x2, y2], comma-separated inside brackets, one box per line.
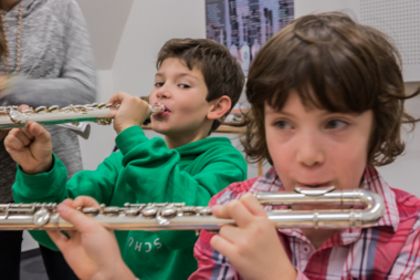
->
[4, 38, 247, 280]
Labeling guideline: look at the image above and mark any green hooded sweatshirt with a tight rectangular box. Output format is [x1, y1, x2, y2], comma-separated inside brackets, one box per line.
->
[13, 125, 247, 279]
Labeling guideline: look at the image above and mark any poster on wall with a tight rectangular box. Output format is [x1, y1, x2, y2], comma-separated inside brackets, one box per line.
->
[205, 0, 294, 75]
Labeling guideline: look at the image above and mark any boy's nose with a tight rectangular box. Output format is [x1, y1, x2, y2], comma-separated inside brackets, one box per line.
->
[295, 133, 325, 167]
[155, 87, 171, 99]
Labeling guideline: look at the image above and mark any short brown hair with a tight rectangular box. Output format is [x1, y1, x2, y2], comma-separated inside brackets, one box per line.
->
[156, 38, 245, 131]
[243, 12, 419, 166]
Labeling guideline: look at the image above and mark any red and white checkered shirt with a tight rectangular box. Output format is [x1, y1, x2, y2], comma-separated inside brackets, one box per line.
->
[190, 167, 420, 280]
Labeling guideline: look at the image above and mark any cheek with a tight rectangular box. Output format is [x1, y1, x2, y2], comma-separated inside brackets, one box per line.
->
[333, 136, 369, 166]
[270, 153, 294, 191]
[328, 143, 369, 188]
[266, 137, 293, 173]
[178, 98, 207, 114]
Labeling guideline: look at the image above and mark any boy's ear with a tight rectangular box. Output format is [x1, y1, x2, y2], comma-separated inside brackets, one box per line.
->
[207, 95, 232, 121]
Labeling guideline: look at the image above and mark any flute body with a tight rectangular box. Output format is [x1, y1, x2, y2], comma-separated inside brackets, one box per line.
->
[0, 104, 114, 129]
[0, 102, 164, 129]
[0, 188, 384, 231]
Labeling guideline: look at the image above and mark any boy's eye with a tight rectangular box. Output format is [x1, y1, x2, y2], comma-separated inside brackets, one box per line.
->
[178, 83, 191, 89]
[154, 81, 164, 88]
[273, 119, 293, 129]
[325, 119, 349, 130]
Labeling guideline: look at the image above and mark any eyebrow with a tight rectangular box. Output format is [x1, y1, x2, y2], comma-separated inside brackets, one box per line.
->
[154, 72, 199, 81]
[267, 107, 361, 119]
[265, 107, 294, 117]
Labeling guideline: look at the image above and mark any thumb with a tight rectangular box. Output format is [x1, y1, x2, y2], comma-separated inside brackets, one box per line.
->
[25, 122, 50, 143]
[47, 230, 71, 250]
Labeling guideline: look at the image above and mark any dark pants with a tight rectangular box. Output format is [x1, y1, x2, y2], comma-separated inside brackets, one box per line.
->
[0, 230, 23, 280]
[39, 245, 78, 280]
[0, 231, 77, 280]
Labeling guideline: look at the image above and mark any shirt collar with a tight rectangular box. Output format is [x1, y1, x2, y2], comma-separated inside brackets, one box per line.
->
[359, 166, 399, 231]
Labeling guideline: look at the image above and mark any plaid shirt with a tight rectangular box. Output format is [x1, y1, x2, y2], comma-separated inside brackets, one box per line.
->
[190, 167, 420, 280]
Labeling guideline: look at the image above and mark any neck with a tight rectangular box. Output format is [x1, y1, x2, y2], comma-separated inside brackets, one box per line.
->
[0, 0, 20, 11]
[165, 133, 204, 149]
[302, 229, 338, 249]
[164, 122, 212, 149]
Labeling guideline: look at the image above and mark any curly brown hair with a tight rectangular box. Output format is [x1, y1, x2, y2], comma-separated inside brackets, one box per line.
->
[156, 38, 245, 132]
[0, 19, 7, 60]
[242, 12, 419, 166]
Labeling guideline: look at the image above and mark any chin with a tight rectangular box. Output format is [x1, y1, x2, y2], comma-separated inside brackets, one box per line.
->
[150, 123, 167, 133]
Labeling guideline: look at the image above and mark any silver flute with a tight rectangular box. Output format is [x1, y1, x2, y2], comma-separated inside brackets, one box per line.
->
[0, 187, 384, 231]
[0, 102, 165, 138]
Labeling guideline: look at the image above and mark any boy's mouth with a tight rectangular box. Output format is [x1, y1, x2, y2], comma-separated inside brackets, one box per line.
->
[295, 182, 332, 189]
[152, 103, 171, 114]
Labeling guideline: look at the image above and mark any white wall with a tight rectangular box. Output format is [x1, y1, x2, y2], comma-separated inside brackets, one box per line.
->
[295, 0, 359, 17]
[112, 0, 206, 95]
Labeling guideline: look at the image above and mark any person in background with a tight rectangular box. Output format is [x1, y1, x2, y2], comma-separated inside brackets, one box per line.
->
[5, 38, 247, 279]
[0, 0, 96, 279]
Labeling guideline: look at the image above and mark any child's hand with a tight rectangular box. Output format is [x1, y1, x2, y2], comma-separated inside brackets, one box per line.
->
[70, 195, 101, 209]
[4, 121, 53, 174]
[48, 198, 136, 280]
[1, 104, 31, 140]
[108, 91, 150, 134]
[210, 194, 297, 280]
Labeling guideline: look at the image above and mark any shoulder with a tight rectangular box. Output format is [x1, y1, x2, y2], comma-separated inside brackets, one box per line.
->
[208, 177, 259, 206]
[188, 136, 245, 161]
[361, 190, 420, 278]
[201, 137, 244, 157]
[105, 150, 124, 163]
[384, 194, 420, 278]
[40, 0, 83, 19]
[45, 0, 80, 9]
[32, 0, 78, 11]
[26, 0, 84, 25]
[201, 136, 233, 147]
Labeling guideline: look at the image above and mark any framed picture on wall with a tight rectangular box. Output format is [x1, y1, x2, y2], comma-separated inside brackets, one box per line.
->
[205, 0, 294, 75]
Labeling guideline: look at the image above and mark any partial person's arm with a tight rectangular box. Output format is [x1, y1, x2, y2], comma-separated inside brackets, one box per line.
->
[2, 0, 96, 106]
[6, 121, 119, 204]
[12, 153, 122, 250]
[6, 122, 120, 249]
